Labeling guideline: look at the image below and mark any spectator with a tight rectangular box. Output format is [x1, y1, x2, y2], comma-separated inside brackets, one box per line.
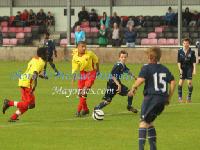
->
[89, 9, 98, 27]
[126, 17, 134, 28]
[46, 11, 55, 33]
[13, 11, 21, 26]
[98, 25, 108, 47]
[135, 16, 145, 29]
[74, 25, 86, 45]
[100, 12, 110, 29]
[21, 9, 29, 26]
[189, 10, 199, 26]
[110, 12, 121, 27]
[164, 7, 175, 26]
[37, 9, 46, 25]
[183, 7, 192, 26]
[124, 25, 137, 47]
[111, 23, 122, 47]
[28, 9, 37, 25]
[78, 6, 89, 22]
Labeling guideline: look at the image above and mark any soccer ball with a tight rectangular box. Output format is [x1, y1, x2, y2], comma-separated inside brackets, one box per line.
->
[92, 109, 104, 121]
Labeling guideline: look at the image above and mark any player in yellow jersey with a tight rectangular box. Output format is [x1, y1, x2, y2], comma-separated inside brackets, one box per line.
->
[72, 41, 100, 117]
[2, 47, 47, 122]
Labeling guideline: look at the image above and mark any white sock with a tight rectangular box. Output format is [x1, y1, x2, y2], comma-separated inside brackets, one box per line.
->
[14, 101, 18, 107]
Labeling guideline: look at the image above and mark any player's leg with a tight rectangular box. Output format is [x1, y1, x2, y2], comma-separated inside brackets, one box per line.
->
[49, 58, 59, 76]
[94, 81, 117, 110]
[76, 79, 85, 116]
[43, 61, 48, 77]
[119, 84, 138, 113]
[186, 79, 193, 103]
[178, 79, 184, 103]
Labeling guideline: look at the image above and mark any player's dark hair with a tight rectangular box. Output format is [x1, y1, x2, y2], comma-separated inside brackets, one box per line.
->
[182, 38, 190, 44]
[77, 41, 87, 45]
[37, 47, 47, 61]
[119, 50, 128, 57]
[146, 47, 161, 62]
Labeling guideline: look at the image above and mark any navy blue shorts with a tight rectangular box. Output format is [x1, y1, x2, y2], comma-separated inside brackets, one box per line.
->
[103, 81, 129, 102]
[180, 67, 193, 80]
[140, 95, 167, 123]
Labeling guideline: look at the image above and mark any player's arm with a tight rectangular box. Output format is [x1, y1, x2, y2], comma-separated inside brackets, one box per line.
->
[112, 76, 121, 93]
[91, 51, 100, 75]
[166, 80, 176, 105]
[71, 57, 79, 88]
[128, 77, 145, 96]
[177, 51, 182, 75]
[192, 51, 196, 75]
[31, 71, 39, 93]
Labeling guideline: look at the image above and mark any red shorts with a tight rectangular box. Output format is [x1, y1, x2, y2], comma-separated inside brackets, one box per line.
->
[78, 70, 96, 89]
[21, 87, 35, 105]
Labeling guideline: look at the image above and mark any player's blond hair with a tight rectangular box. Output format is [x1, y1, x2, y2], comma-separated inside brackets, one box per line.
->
[146, 47, 161, 62]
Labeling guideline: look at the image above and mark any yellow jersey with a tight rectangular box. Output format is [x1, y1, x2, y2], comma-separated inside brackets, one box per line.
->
[18, 57, 45, 88]
[72, 49, 98, 74]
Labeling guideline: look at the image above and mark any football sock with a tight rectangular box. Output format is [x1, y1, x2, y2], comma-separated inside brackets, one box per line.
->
[8, 101, 14, 106]
[148, 127, 157, 150]
[178, 85, 182, 99]
[11, 113, 18, 120]
[78, 97, 84, 112]
[95, 101, 108, 110]
[49, 62, 59, 73]
[127, 96, 133, 106]
[187, 85, 193, 100]
[81, 97, 89, 111]
[139, 128, 147, 150]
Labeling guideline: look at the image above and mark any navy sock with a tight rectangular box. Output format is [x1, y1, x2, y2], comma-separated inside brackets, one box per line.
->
[94, 101, 108, 110]
[139, 128, 147, 150]
[187, 85, 193, 100]
[148, 127, 157, 150]
[127, 96, 133, 107]
[178, 85, 182, 99]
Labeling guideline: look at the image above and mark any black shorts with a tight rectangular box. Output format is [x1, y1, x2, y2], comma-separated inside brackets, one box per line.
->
[141, 95, 167, 123]
[102, 81, 129, 102]
[180, 67, 193, 80]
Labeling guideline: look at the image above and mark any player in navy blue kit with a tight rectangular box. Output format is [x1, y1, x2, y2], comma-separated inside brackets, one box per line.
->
[128, 47, 176, 150]
[177, 38, 196, 103]
[94, 50, 138, 113]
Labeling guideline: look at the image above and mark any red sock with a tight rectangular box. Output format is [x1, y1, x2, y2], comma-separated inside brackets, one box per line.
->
[77, 98, 83, 112]
[81, 97, 88, 111]
[8, 101, 14, 106]
[11, 113, 18, 120]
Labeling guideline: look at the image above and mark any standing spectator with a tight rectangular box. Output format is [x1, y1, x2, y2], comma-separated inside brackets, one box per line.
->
[183, 7, 192, 26]
[89, 9, 98, 27]
[100, 12, 110, 29]
[124, 25, 137, 47]
[110, 12, 121, 27]
[37, 9, 46, 25]
[46, 11, 55, 33]
[135, 16, 145, 29]
[74, 25, 86, 45]
[78, 6, 89, 23]
[164, 7, 175, 26]
[126, 17, 134, 28]
[111, 23, 122, 47]
[177, 38, 196, 103]
[21, 9, 29, 26]
[189, 10, 199, 26]
[28, 9, 37, 25]
[98, 25, 108, 47]
[13, 11, 21, 26]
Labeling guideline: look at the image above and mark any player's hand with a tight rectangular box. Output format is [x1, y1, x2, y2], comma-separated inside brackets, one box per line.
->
[116, 84, 121, 93]
[96, 71, 100, 76]
[128, 88, 136, 97]
[30, 89, 35, 95]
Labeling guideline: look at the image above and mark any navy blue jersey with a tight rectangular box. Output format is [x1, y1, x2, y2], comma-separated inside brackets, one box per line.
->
[177, 48, 196, 69]
[44, 39, 55, 57]
[109, 62, 130, 83]
[139, 64, 174, 96]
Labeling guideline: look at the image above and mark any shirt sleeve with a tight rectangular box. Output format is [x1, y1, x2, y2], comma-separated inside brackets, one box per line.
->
[166, 69, 175, 83]
[138, 65, 148, 79]
[124, 65, 130, 73]
[90, 51, 99, 64]
[72, 57, 80, 74]
[192, 51, 196, 63]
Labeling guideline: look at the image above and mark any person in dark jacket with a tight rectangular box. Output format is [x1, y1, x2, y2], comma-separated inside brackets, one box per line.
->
[124, 25, 137, 47]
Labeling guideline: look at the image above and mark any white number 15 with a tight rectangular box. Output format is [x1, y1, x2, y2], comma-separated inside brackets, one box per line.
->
[153, 73, 166, 93]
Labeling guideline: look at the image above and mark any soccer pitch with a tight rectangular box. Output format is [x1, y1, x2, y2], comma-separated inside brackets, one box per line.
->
[0, 61, 200, 150]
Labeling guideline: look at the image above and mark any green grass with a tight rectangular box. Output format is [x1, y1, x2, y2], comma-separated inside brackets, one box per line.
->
[0, 61, 200, 150]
